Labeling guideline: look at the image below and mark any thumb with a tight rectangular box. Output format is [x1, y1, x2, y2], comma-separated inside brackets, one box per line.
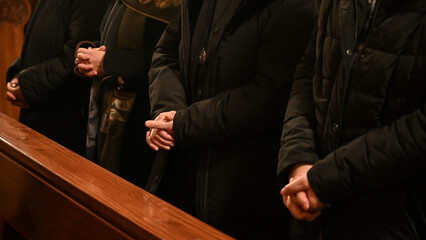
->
[146, 120, 168, 129]
[99, 45, 107, 51]
[7, 91, 16, 101]
[281, 178, 309, 196]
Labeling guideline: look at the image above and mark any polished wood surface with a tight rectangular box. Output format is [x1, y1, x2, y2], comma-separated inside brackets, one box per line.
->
[0, 112, 234, 240]
[0, 0, 32, 120]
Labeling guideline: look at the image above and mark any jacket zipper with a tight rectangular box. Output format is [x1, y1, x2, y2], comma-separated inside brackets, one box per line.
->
[201, 146, 212, 222]
[405, 211, 421, 240]
[335, 0, 381, 148]
[212, 1, 245, 51]
[403, 189, 421, 240]
[198, 2, 245, 222]
[182, 1, 190, 90]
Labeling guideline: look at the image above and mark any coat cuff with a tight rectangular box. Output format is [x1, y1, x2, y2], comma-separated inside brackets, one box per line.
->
[7, 64, 20, 82]
[17, 69, 38, 106]
[277, 152, 318, 185]
[7, 57, 22, 82]
[307, 152, 351, 204]
[172, 109, 186, 146]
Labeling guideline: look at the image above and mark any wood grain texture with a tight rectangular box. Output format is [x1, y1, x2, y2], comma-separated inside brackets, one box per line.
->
[0, 152, 133, 240]
[0, 112, 234, 240]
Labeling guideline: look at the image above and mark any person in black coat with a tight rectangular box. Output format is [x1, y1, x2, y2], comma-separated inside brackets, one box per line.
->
[74, 0, 174, 187]
[145, 0, 317, 238]
[6, 0, 109, 156]
[279, 0, 426, 239]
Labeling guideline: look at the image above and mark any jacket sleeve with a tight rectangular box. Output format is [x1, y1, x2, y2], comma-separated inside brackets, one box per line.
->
[149, 17, 188, 118]
[276, 27, 320, 184]
[17, 0, 107, 106]
[173, 1, 317, 147]
[308, 105, 426, 204]
[6, 57, 21, 82]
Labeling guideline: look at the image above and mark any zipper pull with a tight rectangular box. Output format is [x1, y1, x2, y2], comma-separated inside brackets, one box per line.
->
[199, 47, 207, 64]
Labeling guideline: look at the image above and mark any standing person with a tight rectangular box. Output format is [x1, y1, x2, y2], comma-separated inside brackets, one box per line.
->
[5, 0, 108, 156]
[145, 0, 317, 238]
[279, 0, 426, 239]
[74, 0, 176, 187]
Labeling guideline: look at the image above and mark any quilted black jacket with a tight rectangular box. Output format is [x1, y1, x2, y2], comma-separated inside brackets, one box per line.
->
[278, 0, 426, 239]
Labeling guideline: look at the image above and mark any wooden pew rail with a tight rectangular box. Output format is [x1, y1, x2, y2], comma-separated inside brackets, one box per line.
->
[0, 112, 233, 240]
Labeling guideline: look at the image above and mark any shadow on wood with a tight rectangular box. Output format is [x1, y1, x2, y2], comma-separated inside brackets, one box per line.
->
[0, 112, 234, 240]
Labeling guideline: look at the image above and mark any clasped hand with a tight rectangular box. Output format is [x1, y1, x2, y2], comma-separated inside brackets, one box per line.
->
[145, 111, 176, 151]
[75, 46, 106, 77]
[6, 76, 29, 108]
[281, 164, 329, 221]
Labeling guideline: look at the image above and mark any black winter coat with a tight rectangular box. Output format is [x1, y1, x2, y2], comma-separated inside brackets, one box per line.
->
[278, 0, 426, 239]
[83, 0, 167, 187]
[6, 0, 108, 155]
[149, 0, 317, 238]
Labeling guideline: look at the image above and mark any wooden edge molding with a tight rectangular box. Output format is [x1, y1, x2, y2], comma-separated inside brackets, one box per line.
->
[0, 112, 234, 240]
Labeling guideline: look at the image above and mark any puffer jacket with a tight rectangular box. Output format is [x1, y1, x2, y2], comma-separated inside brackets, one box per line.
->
[148, 0, 317, 238]
[278, 0, 426, 239]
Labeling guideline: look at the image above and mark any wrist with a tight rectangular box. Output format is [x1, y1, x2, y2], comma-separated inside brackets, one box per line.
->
[289, 163, 313, 180]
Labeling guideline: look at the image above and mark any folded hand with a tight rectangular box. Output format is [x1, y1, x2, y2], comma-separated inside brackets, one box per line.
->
[75, 46, 106, 77]
[145, 111, 176, 151]
[6, 77, 29, 108]
[281, 164, 329, 221]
